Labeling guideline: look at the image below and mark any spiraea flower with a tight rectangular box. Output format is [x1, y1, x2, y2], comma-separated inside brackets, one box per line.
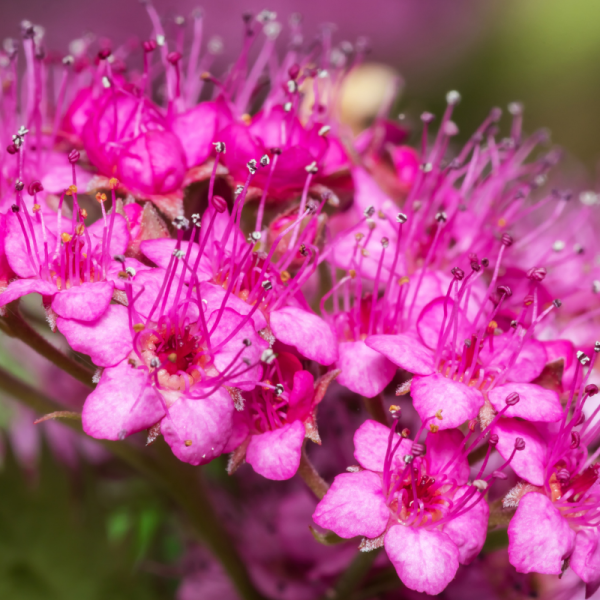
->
[312, 413, 522, 594]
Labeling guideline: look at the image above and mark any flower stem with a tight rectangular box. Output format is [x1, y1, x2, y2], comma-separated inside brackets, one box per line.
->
[0, 303, 95, 388]
[0, 366, 266, 600]
[298, 444, 329, 499]
[322, 548, 382, 600]
[363, 393, 389, 426]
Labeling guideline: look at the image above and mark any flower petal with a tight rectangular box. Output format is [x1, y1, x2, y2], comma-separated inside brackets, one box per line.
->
[493, 418, 547, 486]
[572, 529, 600, 585]
[161, 388, 234, 466]
[443, 486, 489, 564]
[312, 471, 388, 539]
[0, 278, 57, 308]
[426, 428, 469, 484]
[385, 525, 459, 595]
[488, 383, 562, 423]
[52, 281, 114, 322]
[365, 334, 435, 375]
[270, 307, 338, 365]
[411, 373, 484, 430]
[246, 420, 306, 480]
[508, 492, 574, 574]
[57, 304, 132, 368]
[336, 340, 397, 398]
[354, 419, 409, 472]
[82, 361, 165, 440]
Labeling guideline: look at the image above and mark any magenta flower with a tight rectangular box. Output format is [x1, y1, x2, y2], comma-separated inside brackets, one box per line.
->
[313, 417, 498, 594]
[225, 352, 339, 480]
[0, 180, 129, 324]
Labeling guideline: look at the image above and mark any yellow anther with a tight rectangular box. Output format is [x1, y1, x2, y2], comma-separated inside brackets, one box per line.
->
[361, 248, 369, 257]
[389, 404, 401, 413]
[133, 323, 145, 333]
[168, 353, 177, 363]
[355, 232, 364, 241]
[184, 440, 193, 447]
[65, 184, 77, 196]
[435, 409, 443, 420]
[349, 269, 356, 279]
[79, 208, 88, 219]
[497, 217, 507, 227]
[398, 276, 410, 286]
[32, 204, 41, 213]
[487, 320, 498, 332]
[240, 113, 252, 125]
[96, 192, 107, 203]
[280, 270, 291, 283]
[109, 177, 119, 189]
[61, 232, 73, 243]
[429, 424, 439, 433]
[200, 71, 212, 80]
[76, 223, 85, 236]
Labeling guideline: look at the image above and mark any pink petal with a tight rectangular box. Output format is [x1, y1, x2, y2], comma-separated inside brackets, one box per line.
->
[52, 281, 114, 322]
[57, 304, 132, 368]
[336, 340, 397, 398]
[443, 486, 489, 564]
[385, 525, 459, 595]
[161, 388, 234, 465]
[366, 334, 435, 375]
[270, 307, 338, 365]
[0, 278, 57, 307]
[86, 213, 130, 257]
[411, 373, 484, 430]
[312, 470, 388, 539]
[82, 361, 166, 440]
[417, 297, 471, 352]
[286, 370, 315, 422]
[426, 429, 469, 484]
[572, 529, 600, 585]
[508, 492, 575, 574]
[246, 420, 305, 480]
[354, 419, 409, 472]
[488, 383, 562, 423]
[170, 102, 217, 168]
[493, 418, 547, 486]
[140, 238, 213, 284]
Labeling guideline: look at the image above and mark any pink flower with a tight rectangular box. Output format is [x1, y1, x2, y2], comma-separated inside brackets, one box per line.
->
[225, 352, 339, 480]
[313, 417, 498, 595]
[0, 180, 129, 324]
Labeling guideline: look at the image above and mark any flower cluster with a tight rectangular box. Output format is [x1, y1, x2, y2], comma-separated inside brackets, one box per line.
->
[1, 6, 600, 598]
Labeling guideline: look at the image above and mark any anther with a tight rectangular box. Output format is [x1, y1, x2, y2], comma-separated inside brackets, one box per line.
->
[481, 258, 489, 268]
[585, 384, 599, 396]
[260, 154, 270, 167]
[114, 255, 126, 263]
[420, 163, 433, 173]
[125, 267, 136, 277]
[62, 55, 74, 65]
[172, 216, 190, 230]
[473, 480, 488, 491]
[247, 159, 257, 174]
[489, 434, 499, 446]
[492, 471, 507, 480]
[102, 76, 111, 88]
[143, 39, 157, 52]
[510, 320, 518, 329]
[471, 261, 481, 272]
[274, 383, 284, 396]
[411, 443, 425, 457]
[184, 440, 193, 447]
[574, 243, 584, 255]
[11, 204, 19, 213]
[435, 409, 443, 420]
[556, 469, 570, 482]
[261, 280, 272, 291]
[248, 231, 262, 243]
[167, 353, 177, 363]
[27, 180, 43, 195]
[514, 437, 526, 451]
[261, 349, 277, 364]
[508, 102, 523, 116]
[446, 90, 461, 105]
[150, 358, 160, 368]
[133, 324, 145, 333]
[381, 237, 389, 248]
[401, 428, 410, 438]
[553, 299, 562, 308]
[570, 431, 581, 449]
[497, 285, 512, 297]
[595, 341, 600, 353]
[318, 125, 331, 136]
[505, 392, 520, 406]
[172, 249, 185, 259]
[552, 240, 565, 252]
[396, 212, 408, 223]
[191, 214, 201, 226]
[284, 102, 292, 112]
[68, 149, 80, 164]
[211, 195, 228, 213]
[577, 351, 590, 365]
[501, 233, 513, 247]
[15, 180, 24, 191]
[305, 161, 318, 174]
[451, 267, 464, 281]
[213, 141, 226, 153]
[421, 112, 435, 124]
[403, 455, 414, 464]
[167, 51, 182, 64]
[242, 339, 252, 347]
[389, 405, 401, 418]
[363, 205, 375, 218]
[299, 244, 308, 257]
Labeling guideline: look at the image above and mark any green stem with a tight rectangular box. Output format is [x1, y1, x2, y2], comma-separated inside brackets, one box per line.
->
[0, 304, 95, 388]
[363, 393, 389, 426]
[0, 367, 265, 600]
[298, 444, 329, 500]
[322, 548, 382, 600]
